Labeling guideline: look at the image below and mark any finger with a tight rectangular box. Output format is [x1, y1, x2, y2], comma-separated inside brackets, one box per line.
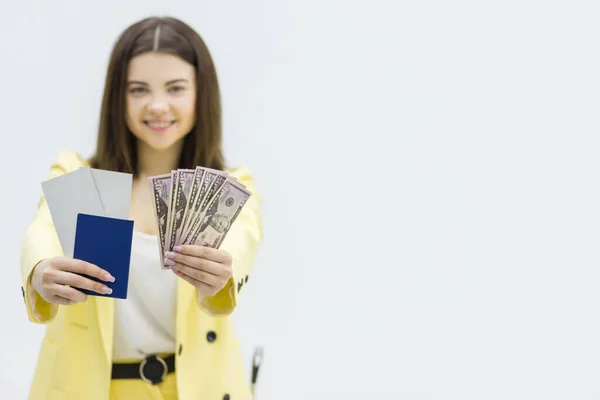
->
[58, 258, 115, 282]
[52, 284, 88, 303]
[172, 268, 214, 293]
[171, 262, 220, 286]
[175, 245, 231, 264]
[50, 294, 78, 305]
[167, 253, 222, 275]
[54, 271, 113, 295]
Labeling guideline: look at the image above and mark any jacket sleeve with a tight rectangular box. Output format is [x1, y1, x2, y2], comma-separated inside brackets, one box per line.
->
[20, 150, 85, 324]
[197, 166, 263, 316]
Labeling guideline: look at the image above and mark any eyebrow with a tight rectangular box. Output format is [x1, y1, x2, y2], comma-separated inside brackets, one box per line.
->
[127, 79, 189, 86]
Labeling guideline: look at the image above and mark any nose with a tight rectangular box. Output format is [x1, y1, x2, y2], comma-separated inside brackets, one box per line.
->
[146, 96, 169, 114]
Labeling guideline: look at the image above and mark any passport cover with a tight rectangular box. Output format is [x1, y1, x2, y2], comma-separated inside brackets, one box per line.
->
[73, 213, 134, 299]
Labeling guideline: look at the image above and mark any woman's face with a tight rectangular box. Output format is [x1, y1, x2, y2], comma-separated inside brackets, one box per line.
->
[125, 52, 196, 151]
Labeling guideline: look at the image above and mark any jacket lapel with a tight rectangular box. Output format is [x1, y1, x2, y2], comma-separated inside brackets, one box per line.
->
[95, 295, 114, 365]
[176, 277, 193, 341]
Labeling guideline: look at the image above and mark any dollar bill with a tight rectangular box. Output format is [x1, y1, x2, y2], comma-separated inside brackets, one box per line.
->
[148, 174, 172, 267]
[214, 195, 247, 249]
[180, 170, 225, 244]
[148, 166, 253, 268]
[163, 170, 178, 255]
[188, 178, 252, 248]
[166, 169, 195, 251]
[177, 167, 204, 244]
[176, 167, 203, 244]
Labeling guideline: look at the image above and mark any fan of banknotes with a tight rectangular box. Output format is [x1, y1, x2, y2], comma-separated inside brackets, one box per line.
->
[148, 167, 251, 269]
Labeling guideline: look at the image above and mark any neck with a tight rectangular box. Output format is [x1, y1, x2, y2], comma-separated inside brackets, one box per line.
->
[135, 140, 183, 181]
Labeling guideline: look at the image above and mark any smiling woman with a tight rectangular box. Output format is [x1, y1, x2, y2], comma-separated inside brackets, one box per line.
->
[19, 16, 262, 400]
[89, 17, 225, 176]
[125, 52, 197, 152]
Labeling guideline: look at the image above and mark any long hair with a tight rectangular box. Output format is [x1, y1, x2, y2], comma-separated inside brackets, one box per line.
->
[89, 16, 225, 175]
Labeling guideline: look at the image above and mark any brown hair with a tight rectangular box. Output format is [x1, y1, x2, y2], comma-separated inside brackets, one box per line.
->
[89, 16, 225, 175]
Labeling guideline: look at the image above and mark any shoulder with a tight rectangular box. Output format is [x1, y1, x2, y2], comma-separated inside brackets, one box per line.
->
[225, 166, 259, 193]
[47, 149, 89, 178]
[224, 166, 262, 209]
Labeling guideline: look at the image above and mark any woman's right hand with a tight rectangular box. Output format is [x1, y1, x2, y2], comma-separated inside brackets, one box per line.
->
[31, 257, 115, 305]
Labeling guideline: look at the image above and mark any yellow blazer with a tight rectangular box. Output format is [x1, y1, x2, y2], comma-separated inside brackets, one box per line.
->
[20, 150, 263, 400]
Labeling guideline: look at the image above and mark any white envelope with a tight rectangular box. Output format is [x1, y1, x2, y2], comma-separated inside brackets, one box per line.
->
[85, 167, 132, 220]
[41, 168, 105, 258]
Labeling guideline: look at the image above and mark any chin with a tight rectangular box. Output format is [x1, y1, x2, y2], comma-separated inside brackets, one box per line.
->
[133, 130, 188, 152]
[142, 138, 182, 151]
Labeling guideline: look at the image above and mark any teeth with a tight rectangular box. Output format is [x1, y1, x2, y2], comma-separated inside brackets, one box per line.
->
[146, 122, 172, 128]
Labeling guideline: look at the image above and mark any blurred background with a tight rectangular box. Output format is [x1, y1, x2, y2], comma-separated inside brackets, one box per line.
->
[2, 0, 600, 399]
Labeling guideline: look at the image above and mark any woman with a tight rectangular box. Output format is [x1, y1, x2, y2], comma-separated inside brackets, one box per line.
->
[19, 16, 262, 400]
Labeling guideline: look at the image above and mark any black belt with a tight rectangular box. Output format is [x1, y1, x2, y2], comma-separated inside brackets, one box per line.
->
[112, 354, 175, 385]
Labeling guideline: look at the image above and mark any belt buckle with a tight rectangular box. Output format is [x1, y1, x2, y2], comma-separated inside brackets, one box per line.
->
[139, 355, 168, 385]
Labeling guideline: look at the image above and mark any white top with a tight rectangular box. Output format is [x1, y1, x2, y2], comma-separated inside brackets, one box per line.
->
[112, 231, 178, 361]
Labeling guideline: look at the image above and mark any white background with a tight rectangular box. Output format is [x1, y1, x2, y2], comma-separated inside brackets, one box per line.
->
[1, 0, 600, 399]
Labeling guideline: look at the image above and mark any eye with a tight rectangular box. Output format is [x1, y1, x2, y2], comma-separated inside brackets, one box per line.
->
[129, 87, 148, 94]
[168, 85, 186, 93]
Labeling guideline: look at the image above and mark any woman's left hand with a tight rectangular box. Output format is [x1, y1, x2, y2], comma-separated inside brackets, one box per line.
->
[165, 245, 233, 297]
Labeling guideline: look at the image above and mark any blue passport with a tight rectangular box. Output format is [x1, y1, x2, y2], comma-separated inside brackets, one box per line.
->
[72, 213, 134, 299]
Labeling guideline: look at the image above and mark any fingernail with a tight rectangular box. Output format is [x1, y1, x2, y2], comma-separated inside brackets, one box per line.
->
[165, 251, 177, 259]
[165, 258, 176, 266]
[174, 246, 184, 253]
[102, 286, 113, 295]
[104, 274, 115, 282]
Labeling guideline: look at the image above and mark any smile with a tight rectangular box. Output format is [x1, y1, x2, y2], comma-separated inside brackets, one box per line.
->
[144, 121, 176, 131]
